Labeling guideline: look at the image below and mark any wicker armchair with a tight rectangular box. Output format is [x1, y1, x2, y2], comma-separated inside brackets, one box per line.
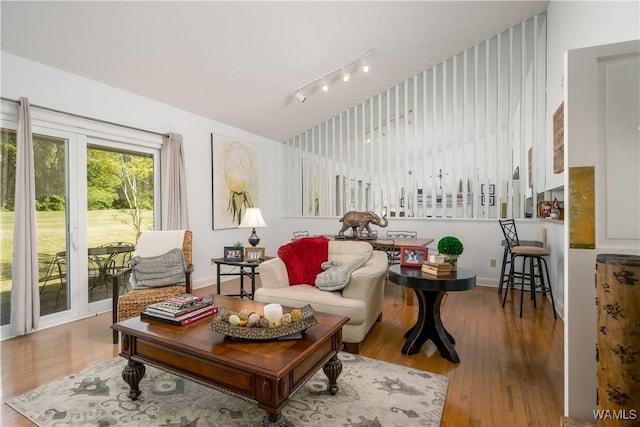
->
[111, 230, 193, 344]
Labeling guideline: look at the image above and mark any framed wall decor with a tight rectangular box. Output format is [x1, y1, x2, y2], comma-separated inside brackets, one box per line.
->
[553, 102, 564, 174]
[244, 246, 265, 262]
[211, 134, 260, 230]
[480, 184, 496, 206]
[223, 246, 244, 262]
[481, 195, 496, 206]
[480, 184, 495, 195]
[400, 246, 428, 267]
[569, 166, 595, 249]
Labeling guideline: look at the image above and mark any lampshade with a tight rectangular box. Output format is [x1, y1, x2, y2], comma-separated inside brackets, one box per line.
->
[239, 208, 267, 228]
[240, 208, 267, 247]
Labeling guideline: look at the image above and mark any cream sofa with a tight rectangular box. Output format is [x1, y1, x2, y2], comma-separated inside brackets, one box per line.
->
[254, 239, 388, 353]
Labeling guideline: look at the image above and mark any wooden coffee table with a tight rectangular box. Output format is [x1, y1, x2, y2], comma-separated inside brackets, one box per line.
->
[111, 295, 348, 426]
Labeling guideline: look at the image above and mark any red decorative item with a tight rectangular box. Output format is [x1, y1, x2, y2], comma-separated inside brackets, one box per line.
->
[277, 236, 329, 285]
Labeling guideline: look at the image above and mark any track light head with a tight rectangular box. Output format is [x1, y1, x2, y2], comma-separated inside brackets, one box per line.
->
[295, 91, 306, 103]
[361, 59, 370, 73]
[321, 80, 329, 92]
[341, 69, 350, 83]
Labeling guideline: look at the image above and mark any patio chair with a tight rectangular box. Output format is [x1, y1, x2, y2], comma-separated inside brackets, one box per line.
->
[38, 252, 66, 311]
[89, 242, 135, 299]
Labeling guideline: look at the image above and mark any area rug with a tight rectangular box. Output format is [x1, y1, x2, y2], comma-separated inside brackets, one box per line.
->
[5, 352, 448, 426]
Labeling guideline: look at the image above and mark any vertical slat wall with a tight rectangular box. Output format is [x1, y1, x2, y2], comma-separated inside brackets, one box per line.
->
[283, 12, 546, 219]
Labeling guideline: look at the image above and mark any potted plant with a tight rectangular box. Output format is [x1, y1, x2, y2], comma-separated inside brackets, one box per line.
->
[437, 236, 464, 270]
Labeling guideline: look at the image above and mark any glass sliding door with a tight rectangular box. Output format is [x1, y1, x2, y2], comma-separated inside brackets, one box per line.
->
[34, 133, 69, 316]
[1, 129, 69, 324]
[1, 123, 159, 336]
[85, 144, 154, 306]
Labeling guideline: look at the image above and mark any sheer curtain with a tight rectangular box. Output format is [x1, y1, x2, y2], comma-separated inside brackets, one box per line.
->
[11, 97, 39, 335]
[161, 133, 189, 230]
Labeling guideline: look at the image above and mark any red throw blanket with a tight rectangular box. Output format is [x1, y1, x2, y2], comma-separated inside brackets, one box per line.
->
[277, 236, 329, 285]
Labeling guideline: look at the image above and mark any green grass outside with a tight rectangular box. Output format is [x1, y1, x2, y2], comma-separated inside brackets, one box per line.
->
[0, 209, 153, 291]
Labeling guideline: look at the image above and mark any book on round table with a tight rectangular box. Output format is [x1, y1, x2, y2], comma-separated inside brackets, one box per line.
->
[422, 261, 452, 270]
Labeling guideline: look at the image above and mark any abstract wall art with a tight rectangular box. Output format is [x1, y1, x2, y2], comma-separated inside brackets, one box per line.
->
[211, 134, 260, 230]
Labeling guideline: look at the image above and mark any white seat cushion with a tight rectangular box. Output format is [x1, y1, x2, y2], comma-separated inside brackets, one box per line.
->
[254, 284, 367, 325]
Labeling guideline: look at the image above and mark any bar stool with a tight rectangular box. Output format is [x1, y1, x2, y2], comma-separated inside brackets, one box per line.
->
[498, 237, 544, 294]
[499, 219, 557, 318]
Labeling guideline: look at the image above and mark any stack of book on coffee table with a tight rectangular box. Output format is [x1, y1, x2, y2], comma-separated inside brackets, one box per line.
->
[421, 261, 453, 277]
[141, 294, 217, 325]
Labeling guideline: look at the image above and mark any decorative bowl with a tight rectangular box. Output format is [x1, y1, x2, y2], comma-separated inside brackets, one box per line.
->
[209, 304, 317, 340]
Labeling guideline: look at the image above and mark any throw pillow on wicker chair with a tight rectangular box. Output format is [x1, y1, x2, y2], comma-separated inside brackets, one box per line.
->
[129, 248, 186, 289]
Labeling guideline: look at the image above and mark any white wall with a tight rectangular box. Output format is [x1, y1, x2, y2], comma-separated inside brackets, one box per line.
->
[546, 0, 640, 421]
[1, 52, 283, 289]
[546, 0, 640, 190]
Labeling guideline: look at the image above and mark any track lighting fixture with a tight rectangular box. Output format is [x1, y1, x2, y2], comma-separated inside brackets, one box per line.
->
[295, 91, 306, 103]
[293, 50, 373, 103]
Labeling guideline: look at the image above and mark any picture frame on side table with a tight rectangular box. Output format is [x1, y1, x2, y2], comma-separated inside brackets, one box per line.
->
[223, 246, 244, 262]
[400, 246, 428, 267]
[244, 247, 265, 262]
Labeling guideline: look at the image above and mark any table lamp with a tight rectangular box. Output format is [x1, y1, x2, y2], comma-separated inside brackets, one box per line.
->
[239, 207, 267, 247]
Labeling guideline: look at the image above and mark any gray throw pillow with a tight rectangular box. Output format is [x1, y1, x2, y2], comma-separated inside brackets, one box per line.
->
[129, 248, 186, 289]
[315, 257, 367, 291]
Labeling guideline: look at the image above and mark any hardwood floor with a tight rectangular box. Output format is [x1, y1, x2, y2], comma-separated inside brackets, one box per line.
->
[1, 279, 563, 426]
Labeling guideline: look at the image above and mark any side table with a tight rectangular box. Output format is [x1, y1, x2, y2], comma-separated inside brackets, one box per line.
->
[388, 264, 476, 363]
[213, 257, 272, 299]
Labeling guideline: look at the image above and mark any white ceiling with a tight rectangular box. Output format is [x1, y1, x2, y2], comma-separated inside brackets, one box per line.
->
[1, 1, 548, 142]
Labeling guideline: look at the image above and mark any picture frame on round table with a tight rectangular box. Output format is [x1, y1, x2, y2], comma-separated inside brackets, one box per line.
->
[400, 246, 427, 267]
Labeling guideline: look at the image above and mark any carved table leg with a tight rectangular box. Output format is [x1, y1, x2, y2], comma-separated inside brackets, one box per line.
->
[260, 413, 288, 427]
[322, 354, 343, 395]
[122, 358, 145, 401]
